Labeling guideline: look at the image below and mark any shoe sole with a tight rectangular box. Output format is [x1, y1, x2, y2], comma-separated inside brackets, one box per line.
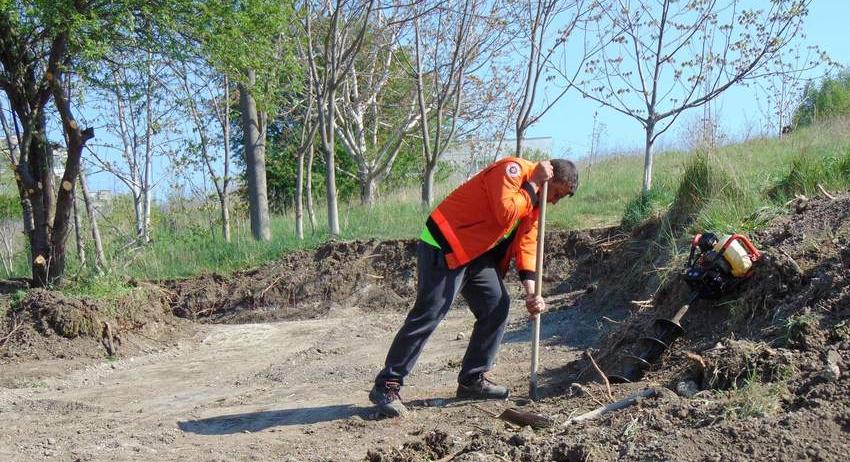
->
[456, 389, 511, 400]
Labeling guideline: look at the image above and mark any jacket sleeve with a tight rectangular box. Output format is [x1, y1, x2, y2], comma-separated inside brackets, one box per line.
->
[484, 161, 539, 228]
[515, 210, 539, 281]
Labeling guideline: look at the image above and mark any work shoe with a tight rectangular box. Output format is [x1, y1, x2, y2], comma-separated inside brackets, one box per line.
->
[456, 374, 511, 400]
[369, 380, 408, 417]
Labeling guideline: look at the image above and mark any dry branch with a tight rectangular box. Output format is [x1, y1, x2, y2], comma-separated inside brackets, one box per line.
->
[684, 351, 707, 371]
[817, 184, 836, 200]
[564, 388, 657, 425]
[585, 351, 613, 402]
[569, 382, 605, 407]
[0, 315, 23, 349]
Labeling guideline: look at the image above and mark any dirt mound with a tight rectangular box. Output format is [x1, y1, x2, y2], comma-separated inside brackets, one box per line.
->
[1, 287, 185, 364]
[163, 231, 617, 324]
[163, 239, 418, 323]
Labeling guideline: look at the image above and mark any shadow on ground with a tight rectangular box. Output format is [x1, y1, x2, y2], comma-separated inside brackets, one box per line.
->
[178, 404, 369, 435]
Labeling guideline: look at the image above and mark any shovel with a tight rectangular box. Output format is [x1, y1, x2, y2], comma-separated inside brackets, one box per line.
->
[529, 180, 548, 400]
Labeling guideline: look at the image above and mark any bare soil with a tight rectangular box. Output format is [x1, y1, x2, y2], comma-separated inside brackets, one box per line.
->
[1, 195, 849, 461]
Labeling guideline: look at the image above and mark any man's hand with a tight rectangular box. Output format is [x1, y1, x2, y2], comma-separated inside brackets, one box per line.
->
[529, 161, 553, 190]
[525, 294, 546, 319]
[522, 279, 546, 319]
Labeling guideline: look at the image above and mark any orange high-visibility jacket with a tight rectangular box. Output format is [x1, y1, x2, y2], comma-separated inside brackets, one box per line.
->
[426, 157, 540, 280]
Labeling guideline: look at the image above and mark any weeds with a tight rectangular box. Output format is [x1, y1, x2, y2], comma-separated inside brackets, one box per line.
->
[721, 369, 789, 419]
[782, 311, 819, 347]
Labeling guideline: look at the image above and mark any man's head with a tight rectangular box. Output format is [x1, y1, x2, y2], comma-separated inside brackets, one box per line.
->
[547, 159, 578, 204]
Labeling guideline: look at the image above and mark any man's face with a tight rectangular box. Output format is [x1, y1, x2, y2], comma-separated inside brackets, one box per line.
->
[547, 180, 576, 204]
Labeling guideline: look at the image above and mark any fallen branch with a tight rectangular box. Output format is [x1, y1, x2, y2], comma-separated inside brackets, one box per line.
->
[684, 351, 707, 371]
[0, 315, 23, 349]
[585, 351, 613, 402]
[569, 382, 605, 407]
[776, 248, 803, 278]
[471, 403, 499, 418]
[258, 273, 288, 299]
[564, 388, 657, 425]
[630, 299, 653, 309]
[817, 183, 836, 200]
[435, 450, 464, 462]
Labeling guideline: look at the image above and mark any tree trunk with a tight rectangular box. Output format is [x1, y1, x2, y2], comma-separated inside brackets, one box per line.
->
[78, 170, 105, 271]
[295, 148, 304, 240]
[359, 171, 376, 206]
[72, 189, 85, 267]
[239, 71, 271, 241]
[421, 161, 436, 209]
[132, 189, 143, 237]
[306, 144, 317, 233]
[324, 125, 340, 236]
[515, 134, 524, 158]
[28, 127, 51, 286]
[642, 122, 655, 193]
[220, 193, 231, 242]
[222, 75, 232, 243]
[142, 52, 154, 243]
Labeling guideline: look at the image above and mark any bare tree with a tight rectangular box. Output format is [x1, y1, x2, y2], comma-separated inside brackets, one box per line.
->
[304, 0, 377, 234]
[412, 0, 511, 207]
[564, 0, 811, 192]
[173, 61, 234, 242]
[511, 0, 599, 156]
[86, 54, 177, 243]
[333, 5, 428, 206]
[755, 43, 832, 137]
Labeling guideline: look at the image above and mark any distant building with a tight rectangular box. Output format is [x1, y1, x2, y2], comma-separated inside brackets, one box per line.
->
[442, 137, 553, 178]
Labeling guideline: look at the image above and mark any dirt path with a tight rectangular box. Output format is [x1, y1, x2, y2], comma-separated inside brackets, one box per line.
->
[0, 291, 600, 461]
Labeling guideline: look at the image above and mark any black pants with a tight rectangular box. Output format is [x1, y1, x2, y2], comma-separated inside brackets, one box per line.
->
[375, 241, 510, 386]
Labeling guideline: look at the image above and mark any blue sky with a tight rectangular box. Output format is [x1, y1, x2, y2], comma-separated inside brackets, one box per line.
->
[525, 1, 850, 159]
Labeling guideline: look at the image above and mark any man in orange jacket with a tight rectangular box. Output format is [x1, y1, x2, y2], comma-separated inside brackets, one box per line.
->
[369, 157, 579, 417]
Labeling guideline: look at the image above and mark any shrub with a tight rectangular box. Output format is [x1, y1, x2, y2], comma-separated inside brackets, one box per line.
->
[621, 186, 674, 231]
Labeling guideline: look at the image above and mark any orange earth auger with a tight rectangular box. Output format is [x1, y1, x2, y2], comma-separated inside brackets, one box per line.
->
[608, 233, 763, 383]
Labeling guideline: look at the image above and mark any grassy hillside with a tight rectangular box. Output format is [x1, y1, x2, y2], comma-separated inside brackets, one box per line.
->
[551, 118, 850, 233]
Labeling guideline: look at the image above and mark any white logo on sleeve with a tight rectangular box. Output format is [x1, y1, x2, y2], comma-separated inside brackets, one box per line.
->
[505, 162, 521, 177]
